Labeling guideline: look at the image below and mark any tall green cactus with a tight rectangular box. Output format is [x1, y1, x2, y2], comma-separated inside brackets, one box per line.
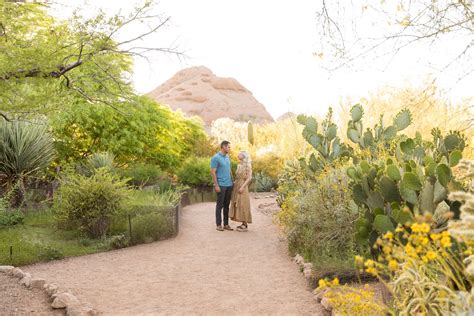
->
[349, 129, 466, 246]
[346, 104, 412, 152]
[297, 108, 351, 174]
[247, 121, 254, 145]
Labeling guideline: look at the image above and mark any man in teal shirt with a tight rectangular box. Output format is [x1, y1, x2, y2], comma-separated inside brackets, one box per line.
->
[210, 140, 234, 231]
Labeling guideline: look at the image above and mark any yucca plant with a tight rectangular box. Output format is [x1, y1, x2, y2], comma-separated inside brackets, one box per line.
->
[0, 120, 55, 207]
[82, 152, 115, 176]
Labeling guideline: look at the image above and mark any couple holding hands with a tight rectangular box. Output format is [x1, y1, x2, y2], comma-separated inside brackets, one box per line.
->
[210, 141, 252, 232]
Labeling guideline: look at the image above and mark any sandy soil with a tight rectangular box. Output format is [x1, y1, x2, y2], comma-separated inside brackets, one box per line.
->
[0, 273, 64, 316]
[23, 197, 322, 315]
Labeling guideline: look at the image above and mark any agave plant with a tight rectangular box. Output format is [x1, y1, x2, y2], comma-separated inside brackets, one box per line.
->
[0, 120, 55, 207]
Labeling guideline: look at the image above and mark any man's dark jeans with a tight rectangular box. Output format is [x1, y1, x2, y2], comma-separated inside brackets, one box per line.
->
[216, 186, 233, 226]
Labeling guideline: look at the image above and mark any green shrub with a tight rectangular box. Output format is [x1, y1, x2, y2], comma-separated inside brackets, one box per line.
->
[279, 166, 363, 265]
[38, 246, 64, 261]
[107, 234, 130, 249]
[127, 189, 181, 210]
[276, 159, 306, 206]
[53, 169, 129, 238]
[109, 189, 180, 242]
[177, 157, 213, 187]
[0, 210, 24, 227]
[252, 153, 284, 184]
[120, 163, 166, 187]
[131, 212, 174, 244]
[0, 198, 24, 226]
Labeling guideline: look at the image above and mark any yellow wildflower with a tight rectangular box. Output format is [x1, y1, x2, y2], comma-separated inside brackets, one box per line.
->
[366, 267, 377, 275]
[332, 278, 339, 286]
[318, 279, 327, 288]
[355, 255, 364, 264]
[412, 223, 430, 234]
[430, 233, 441, 241]
[421, 223, 430, 233]
[441, 236, 452, 248]
[420, 236, 429, 246]
[388, 259, 398, 271]
[364, 259, 375, 268]
[405, 243, 417, 258]
[383, 245, 392, 255]
[464, 249, 473, 256]
[426, 250, 437, 261]
[383, 231, 394, 240]
[395, 225, 404, 233]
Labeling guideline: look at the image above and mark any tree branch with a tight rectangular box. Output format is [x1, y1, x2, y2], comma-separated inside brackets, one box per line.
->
[0, 60, 83, 81]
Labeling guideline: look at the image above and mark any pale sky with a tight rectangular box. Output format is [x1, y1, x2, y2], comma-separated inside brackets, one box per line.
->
[50, 0, 473, 119]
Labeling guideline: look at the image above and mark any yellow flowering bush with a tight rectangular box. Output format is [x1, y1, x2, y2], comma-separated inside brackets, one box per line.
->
[354, 220, 473, 315]
[315, 278, 386, 315]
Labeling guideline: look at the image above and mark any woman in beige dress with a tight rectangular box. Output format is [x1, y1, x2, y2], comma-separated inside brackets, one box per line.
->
[230, 151, 253, 232]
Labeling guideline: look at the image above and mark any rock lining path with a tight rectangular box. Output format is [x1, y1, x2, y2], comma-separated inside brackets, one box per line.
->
[24, 197, 322, 315]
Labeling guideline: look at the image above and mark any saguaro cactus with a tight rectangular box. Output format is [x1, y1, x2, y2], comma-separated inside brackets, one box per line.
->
[247, 121, 254, 145]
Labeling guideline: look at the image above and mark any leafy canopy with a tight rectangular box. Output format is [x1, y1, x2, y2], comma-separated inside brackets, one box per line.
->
[0, 0, 177, 119]
[51, 96, 208, 169]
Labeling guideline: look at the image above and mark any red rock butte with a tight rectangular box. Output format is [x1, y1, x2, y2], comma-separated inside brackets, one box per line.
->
[146, 66, 274, 126]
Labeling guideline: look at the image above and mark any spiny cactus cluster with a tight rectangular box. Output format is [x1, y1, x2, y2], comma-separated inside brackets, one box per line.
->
[346, 104, 412, 151]
[295, 104, 468, 246]
[350, 129, 466, 245]
[431, 128, 467, 162]
[297, 108, 351, 174]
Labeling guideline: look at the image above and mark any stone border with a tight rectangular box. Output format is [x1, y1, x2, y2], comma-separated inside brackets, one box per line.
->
[0, 265, 97, 316]
[293, 254, 334, 314]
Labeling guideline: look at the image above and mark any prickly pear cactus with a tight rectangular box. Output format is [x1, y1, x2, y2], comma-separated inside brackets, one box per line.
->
[346, 104, 412, 153]
[297, 108, 351, 174]
[349, 130, 466, 246]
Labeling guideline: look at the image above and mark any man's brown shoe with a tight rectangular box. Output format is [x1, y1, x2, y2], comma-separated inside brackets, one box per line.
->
[216, 226, 224, 231]
[224, 225, 234, 231]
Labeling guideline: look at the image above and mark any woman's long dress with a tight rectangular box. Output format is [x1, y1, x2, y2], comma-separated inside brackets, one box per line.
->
[230, 164, 252, 223]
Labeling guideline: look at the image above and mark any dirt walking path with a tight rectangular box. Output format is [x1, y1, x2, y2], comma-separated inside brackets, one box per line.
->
[24, 197, 322, 315]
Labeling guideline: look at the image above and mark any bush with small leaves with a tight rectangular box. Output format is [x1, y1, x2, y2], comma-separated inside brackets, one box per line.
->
[177, 157, 213, 188]
[119, 162, 167, 188]
[53, 169, 129, 238]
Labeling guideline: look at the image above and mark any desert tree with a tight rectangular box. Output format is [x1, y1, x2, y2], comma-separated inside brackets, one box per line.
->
[315, 0, 473, 127]
[0, 0, 183, 120]
[315, 0, 473, 74]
